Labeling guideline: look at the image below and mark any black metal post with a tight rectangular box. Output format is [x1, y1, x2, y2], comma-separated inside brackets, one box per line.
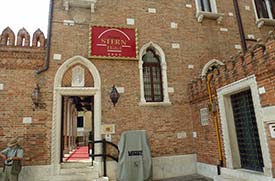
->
[91, 100, 95, 163]
[233, 0, 247, 54]
[88, 131, 94, 166]
[103, 138, 107, 177]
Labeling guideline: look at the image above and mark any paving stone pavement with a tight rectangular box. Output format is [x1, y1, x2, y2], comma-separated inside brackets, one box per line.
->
[155, 174, 213, 181]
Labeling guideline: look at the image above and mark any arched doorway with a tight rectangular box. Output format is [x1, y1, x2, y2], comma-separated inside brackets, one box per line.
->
[51, 56, 101, 174]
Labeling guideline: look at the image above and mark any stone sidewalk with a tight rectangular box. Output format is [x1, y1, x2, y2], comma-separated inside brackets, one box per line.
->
[156, 174, 213, 181]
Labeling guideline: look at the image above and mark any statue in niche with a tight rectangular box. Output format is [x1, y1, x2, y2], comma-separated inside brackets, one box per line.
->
[72, 66, 85, 87]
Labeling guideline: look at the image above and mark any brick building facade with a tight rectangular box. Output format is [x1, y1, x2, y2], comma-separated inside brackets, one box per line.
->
[1, 0, 275, 180]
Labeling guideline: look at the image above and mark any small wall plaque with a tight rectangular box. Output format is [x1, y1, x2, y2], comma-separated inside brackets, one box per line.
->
[72, 66, 85, 87]
[101, 124, 115, 134]
[200, 108, 209, 126]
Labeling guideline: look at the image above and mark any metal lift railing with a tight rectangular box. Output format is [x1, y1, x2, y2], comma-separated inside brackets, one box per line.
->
[88, 138, 119, 177]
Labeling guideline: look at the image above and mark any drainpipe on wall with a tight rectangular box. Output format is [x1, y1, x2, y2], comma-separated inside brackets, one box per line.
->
[233, 0, 247, 54]
[207, 72, 223, 175]
[37, 0, 53, 74]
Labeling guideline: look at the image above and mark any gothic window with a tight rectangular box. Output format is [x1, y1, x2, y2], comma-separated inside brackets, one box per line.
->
[139, 42, 170, 105]
[142, 48, 163, 102]
[254, 0, 275, 19]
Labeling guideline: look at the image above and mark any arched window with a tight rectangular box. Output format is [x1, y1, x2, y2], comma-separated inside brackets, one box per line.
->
[142, 48, 163, 102]
[201, 59, 224, 77]
[139, 42, 170, 105]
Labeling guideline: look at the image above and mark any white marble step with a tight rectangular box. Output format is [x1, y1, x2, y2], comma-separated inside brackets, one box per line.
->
[93, 177, 109, 181]
[61, 161, 94, 169]
[51, 172, 99, 181]
[214, 174, 247, 181]
[51, 161, 101, 181]
[60, 166, 98, 175]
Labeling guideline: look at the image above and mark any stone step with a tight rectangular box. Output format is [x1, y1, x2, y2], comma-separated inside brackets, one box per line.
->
[51, 161, 102, 181]
[61, 161, 93, 169]
[51, 172, 99, 181]
[214, 174, 247, 181]
[92, 177, 109, 181]
[60, 166, 99, 175]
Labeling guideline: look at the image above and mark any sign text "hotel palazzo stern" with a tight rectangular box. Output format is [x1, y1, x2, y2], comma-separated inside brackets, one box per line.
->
[90, 26, 138, 59]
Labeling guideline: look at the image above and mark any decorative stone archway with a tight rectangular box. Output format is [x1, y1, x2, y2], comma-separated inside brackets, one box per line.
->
[51, 55, 101, 174]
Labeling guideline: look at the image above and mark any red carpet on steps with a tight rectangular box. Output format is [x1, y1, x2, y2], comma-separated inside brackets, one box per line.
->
[66, 146, 89, 161]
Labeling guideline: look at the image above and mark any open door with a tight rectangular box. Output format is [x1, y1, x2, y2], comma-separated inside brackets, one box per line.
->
[60, 96, 94, 162]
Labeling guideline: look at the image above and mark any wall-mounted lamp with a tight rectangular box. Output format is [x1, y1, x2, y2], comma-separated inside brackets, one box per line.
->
[31, 84, 40, 109]
[110, 85, 120, 106]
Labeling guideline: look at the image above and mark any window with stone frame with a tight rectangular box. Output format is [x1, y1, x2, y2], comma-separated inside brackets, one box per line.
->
[254, 0, 275, 19]
[197, 0, 213, 12]
[195, 0, 223, 24]
[142, 48, 163, 102]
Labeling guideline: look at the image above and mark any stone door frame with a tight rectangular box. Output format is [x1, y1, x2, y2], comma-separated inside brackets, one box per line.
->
[217, 75, 272, 176]
[51, 55, 101, 174]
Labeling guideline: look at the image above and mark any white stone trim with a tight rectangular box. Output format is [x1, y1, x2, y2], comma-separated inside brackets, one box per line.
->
[201, 59, 224, 77]
[139, 41, 171, 105]
[138, 102, 171, 106]
[0, 83, 3, 90]
[126, 18, 135, 25]
[52, 55, 102, 175]
[217, 75, 272, 177]
[63, 0, 97, 13]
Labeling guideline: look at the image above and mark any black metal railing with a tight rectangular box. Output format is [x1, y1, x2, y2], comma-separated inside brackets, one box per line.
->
[88, 139, 119, 177]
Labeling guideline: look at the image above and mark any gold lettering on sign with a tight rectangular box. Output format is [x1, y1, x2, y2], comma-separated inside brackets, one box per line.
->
[101, 39, 127, 45]
[100, 38, 127, 53]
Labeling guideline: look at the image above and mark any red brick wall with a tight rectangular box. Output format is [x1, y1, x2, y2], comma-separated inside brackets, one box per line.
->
[189, 37, 275, 174]
[0, 29, 47, 165]
[1, 0, 275, 167]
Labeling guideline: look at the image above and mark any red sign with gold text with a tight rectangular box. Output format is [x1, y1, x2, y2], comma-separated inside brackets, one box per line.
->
[90, 26, 137, 59]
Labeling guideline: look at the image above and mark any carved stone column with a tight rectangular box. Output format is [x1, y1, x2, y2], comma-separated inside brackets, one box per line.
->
[63, 97, 69, 154]
[72, 107, 78, 149]
[68, 99, 73, 151]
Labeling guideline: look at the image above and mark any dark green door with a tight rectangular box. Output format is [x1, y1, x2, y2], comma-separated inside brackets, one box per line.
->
[231, 89, 264, 172]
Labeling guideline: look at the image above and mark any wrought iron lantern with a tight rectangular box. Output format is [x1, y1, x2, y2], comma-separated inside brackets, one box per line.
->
[31, 84, 40, 109]
[110, 85, 120, 106]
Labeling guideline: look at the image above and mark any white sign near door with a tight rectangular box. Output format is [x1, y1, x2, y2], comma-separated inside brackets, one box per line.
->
[200, 108, 209, 126]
